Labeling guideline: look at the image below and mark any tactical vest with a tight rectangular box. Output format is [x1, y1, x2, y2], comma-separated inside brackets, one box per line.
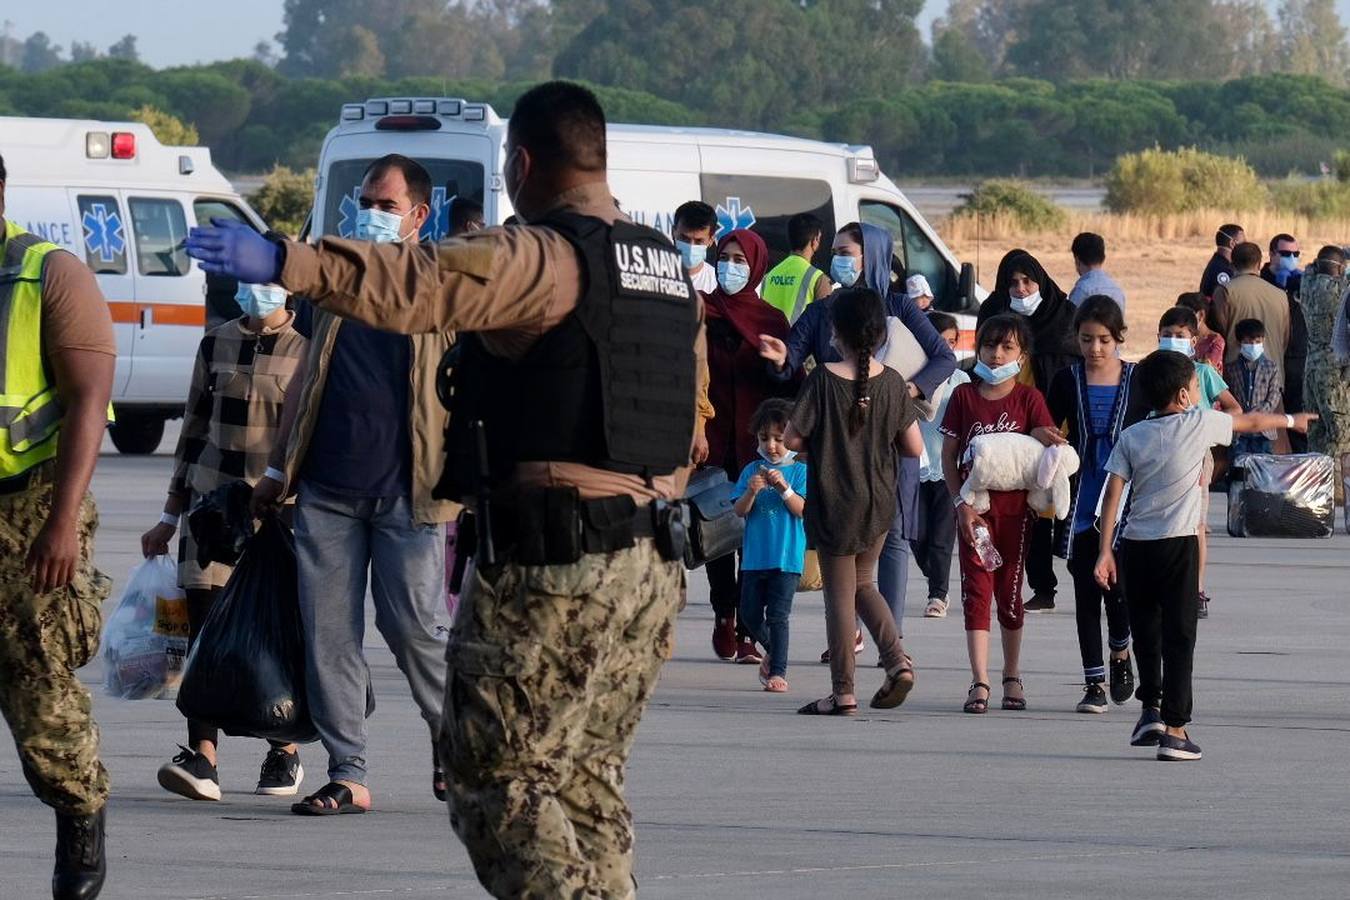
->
[761, 254, 823, 324]
[436, 212, 699, 501]
[0, 221, 66, 479]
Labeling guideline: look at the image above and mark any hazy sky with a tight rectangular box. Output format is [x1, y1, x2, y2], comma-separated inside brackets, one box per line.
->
[5, 0, 1350, 69]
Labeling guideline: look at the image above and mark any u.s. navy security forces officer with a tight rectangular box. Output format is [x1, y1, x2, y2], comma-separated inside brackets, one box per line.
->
[186, 81, 703, 899]
[0, 152, 117, 900]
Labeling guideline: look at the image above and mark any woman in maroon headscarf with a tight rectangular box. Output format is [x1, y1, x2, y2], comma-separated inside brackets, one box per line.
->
[703, 228, 796, 664]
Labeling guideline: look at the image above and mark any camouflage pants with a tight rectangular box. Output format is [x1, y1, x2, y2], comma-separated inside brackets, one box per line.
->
[1304, 357, 1350, 459]
[0, 466, 112, 816]
[440, 539, 683, 900]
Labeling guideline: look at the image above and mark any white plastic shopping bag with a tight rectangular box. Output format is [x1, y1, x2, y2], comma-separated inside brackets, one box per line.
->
[102, 555, 189, 700]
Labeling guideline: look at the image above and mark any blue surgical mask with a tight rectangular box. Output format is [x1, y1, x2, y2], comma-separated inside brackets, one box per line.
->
[717, 260, 751, 294]
[759, 448, 798, 466]
[1277, 253, 1300, 274]
[831, 254, 860, 287]
[234, 282, 287, 320]
[1158, 336, 1193, 357]
[675, 240, 707, 271]
[355, 207, 411, 243]
[1009, 290, 1043, 316]
[1240, 342, 1265, 361]
[974, 359, 1021, 385]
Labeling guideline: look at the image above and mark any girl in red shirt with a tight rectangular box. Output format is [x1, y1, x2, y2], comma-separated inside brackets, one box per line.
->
[940, 314, 1065, 714]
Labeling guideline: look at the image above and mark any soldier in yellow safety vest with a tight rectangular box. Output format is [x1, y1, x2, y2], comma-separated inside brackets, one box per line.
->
[0, 151, 117, 900]
[761, 213, 832, 323]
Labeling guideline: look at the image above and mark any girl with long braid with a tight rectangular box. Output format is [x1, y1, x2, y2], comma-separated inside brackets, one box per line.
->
[785, 287, 924, 716]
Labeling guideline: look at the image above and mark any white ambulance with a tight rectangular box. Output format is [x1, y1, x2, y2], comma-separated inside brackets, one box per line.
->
[310, 97, 982, 343]
[2, 117, 267, 454]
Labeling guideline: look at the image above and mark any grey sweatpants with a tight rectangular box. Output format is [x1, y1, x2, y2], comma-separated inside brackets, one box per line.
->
[295, 481, 449, 785]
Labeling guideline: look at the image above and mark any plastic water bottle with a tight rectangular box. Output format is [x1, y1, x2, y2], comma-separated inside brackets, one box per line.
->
[972, 525, 1003, 571]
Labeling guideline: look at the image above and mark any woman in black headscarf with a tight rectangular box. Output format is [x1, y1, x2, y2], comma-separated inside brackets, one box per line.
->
[975, 249, 1081, 612]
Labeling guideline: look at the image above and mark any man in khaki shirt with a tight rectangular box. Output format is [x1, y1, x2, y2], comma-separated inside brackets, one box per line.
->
[1213, 241, 1291, 381]
[188, 81, 702, 900]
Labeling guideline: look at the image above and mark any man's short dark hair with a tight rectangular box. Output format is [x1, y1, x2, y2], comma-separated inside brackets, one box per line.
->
[1235, 318, 1266, 342]
[787, 213, 824, 253]
[1137, 350, 1197, 411]
[1317, 244, 1346, 264]
[1070, 232, 1106, 266]
[1269, 233, 1297, 253]
[508, 80, 607, 175]
[673, 200, 717, 235]
[0, 152, 6, 183]
[748, 398, 793, 436]
[1159, 306, 1199, 336]
[362, 153, 432, 207]
[927, 310, 958, 334]
[1233, 241, 1263, 271]
[1216, 223, 1243, 247]
[449, 196, 484, 234]
[1074, 294, 1127, 342]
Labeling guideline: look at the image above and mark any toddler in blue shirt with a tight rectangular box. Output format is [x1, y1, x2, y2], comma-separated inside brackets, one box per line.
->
[732, 399, 808, 693]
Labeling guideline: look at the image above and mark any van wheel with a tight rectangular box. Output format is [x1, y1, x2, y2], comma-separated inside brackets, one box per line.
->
[109, 415, 165, 455]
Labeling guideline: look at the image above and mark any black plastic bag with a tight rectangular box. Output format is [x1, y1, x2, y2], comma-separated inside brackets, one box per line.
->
[188, 480, 255, 567]
[177, 518, 318, 743]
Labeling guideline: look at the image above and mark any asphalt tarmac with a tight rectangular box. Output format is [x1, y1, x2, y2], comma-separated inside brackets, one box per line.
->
[2, 447, 1349, 899]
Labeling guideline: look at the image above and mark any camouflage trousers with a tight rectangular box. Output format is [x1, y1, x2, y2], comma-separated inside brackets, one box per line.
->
[440, 539, 684, 900]
[1304, 356, 1350, 460]
[0, 464, 112, 816]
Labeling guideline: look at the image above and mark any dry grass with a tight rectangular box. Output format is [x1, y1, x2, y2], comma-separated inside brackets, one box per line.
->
[941, 209, 1350, 358]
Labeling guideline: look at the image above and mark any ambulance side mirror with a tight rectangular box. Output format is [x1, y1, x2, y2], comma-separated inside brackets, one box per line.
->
[958, 262, 978, 313]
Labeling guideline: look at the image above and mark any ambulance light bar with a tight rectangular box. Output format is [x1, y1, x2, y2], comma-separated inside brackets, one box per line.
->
[337, 98, 491, 126]
[85, 131, 137, 160]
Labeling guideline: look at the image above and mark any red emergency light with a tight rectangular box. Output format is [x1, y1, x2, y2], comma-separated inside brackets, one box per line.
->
[111, 132, 136, 159]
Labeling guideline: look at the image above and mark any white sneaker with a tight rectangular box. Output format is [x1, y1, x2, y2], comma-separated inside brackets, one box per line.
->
[923, 596, 949, 618]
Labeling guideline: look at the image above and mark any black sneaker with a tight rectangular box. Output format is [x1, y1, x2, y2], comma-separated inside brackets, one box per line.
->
[1109, 655, 1135, 705]
[1157, 731, 1203, 761]
[1024, 593, 1055, 612]
[1076, 683, 1108, 713]
[1130, 708, 1165, 747]
[1198, 594, 1210, 619]
[256, 746, 304, 796]
[157, 746, 221, 801]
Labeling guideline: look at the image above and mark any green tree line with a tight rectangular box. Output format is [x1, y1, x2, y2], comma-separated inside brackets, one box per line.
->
[1, 0, 1349, 178]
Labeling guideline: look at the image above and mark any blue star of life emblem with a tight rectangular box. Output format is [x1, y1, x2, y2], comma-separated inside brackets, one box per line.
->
[715, 196, 757, 239]
[81, 203, 125, 263]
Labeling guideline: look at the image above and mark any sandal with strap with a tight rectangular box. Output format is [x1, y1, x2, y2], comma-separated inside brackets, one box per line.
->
[870, 657, 916, 709]
[963, 681, 990, 714]
[1002, 675, 1027, 711]
[797, 695, 858, 716]
[291, 782, 367, 817]
[432, 741, 447, 802]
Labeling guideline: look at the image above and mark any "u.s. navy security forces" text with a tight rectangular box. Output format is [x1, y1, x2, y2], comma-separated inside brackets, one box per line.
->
[614, 243, 690, 300]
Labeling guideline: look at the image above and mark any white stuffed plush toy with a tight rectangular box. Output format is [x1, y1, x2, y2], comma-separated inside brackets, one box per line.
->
[959, 433, 1081, 519]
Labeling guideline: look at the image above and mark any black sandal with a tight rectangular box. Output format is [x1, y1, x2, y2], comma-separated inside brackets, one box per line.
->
[433, 766, 447, 802]
[291, 782, 367, 816]
[1002, 675, 1027, 711]
[963, 681, 990, 714]
[870, 658, 916, 709]
[797, 695, 858, 716]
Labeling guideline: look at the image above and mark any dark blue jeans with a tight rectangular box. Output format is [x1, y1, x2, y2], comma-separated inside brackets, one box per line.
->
[738, 569, 798, 677]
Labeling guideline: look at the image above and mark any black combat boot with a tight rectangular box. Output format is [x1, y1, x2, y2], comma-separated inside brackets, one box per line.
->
[52, 807, 105, 900]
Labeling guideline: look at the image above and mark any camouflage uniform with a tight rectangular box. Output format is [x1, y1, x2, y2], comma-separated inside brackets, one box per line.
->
[0, 462, 112, 816]
[1300, 273, 1350, 458]
[440, 539, 683, 900]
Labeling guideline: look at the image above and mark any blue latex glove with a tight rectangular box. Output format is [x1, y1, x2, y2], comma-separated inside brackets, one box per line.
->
[185, 218, 284, 283]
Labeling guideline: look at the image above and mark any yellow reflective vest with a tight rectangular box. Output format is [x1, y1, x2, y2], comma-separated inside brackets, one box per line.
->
[761, 254, 825, 324]
[0, 220, 71, 478]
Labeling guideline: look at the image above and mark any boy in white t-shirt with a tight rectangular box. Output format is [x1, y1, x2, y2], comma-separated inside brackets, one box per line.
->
[1094, 350, 1314, 762]
[672, 201, 719, 296]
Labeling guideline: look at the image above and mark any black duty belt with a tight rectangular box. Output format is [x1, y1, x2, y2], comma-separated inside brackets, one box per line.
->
[457, 487, 687, 569]
[0, 461, 52, 496]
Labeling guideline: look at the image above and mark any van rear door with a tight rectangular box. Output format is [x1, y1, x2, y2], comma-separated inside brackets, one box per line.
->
[124, 192, 201, 403]
[67, 189, 135, 399]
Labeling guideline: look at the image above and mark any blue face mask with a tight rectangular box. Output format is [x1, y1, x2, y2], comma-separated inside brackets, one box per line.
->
[1277, 253, 1300, 274]
[759, 447, 798, 466]
[831, 254, 860, 287]
[1240, 342, 1265, 361]
[717, 260, 751, 294]
[234, 282, 287, 320]
[1158, 336, 1193, 357]
[974, 359, 1021, 385]
[675, 240, 707, 271]
[355, 207, 412, 244]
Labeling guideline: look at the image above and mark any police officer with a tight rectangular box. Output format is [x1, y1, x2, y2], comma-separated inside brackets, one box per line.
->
[1200, 222, 1244, 300]
[0, 152, 116, 899]
[185, 81, 701, 900]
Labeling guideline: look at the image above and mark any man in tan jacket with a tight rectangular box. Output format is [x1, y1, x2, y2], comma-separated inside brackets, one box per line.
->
[1213, 241, 1291, 385]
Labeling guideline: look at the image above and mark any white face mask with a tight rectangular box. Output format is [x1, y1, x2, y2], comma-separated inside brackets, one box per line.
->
[1010, 290, 1043, 316]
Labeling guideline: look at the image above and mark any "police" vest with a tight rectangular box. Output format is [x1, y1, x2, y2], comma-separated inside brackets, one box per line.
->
[0, 221, 66, 479]
[437, 212, 699, 500]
